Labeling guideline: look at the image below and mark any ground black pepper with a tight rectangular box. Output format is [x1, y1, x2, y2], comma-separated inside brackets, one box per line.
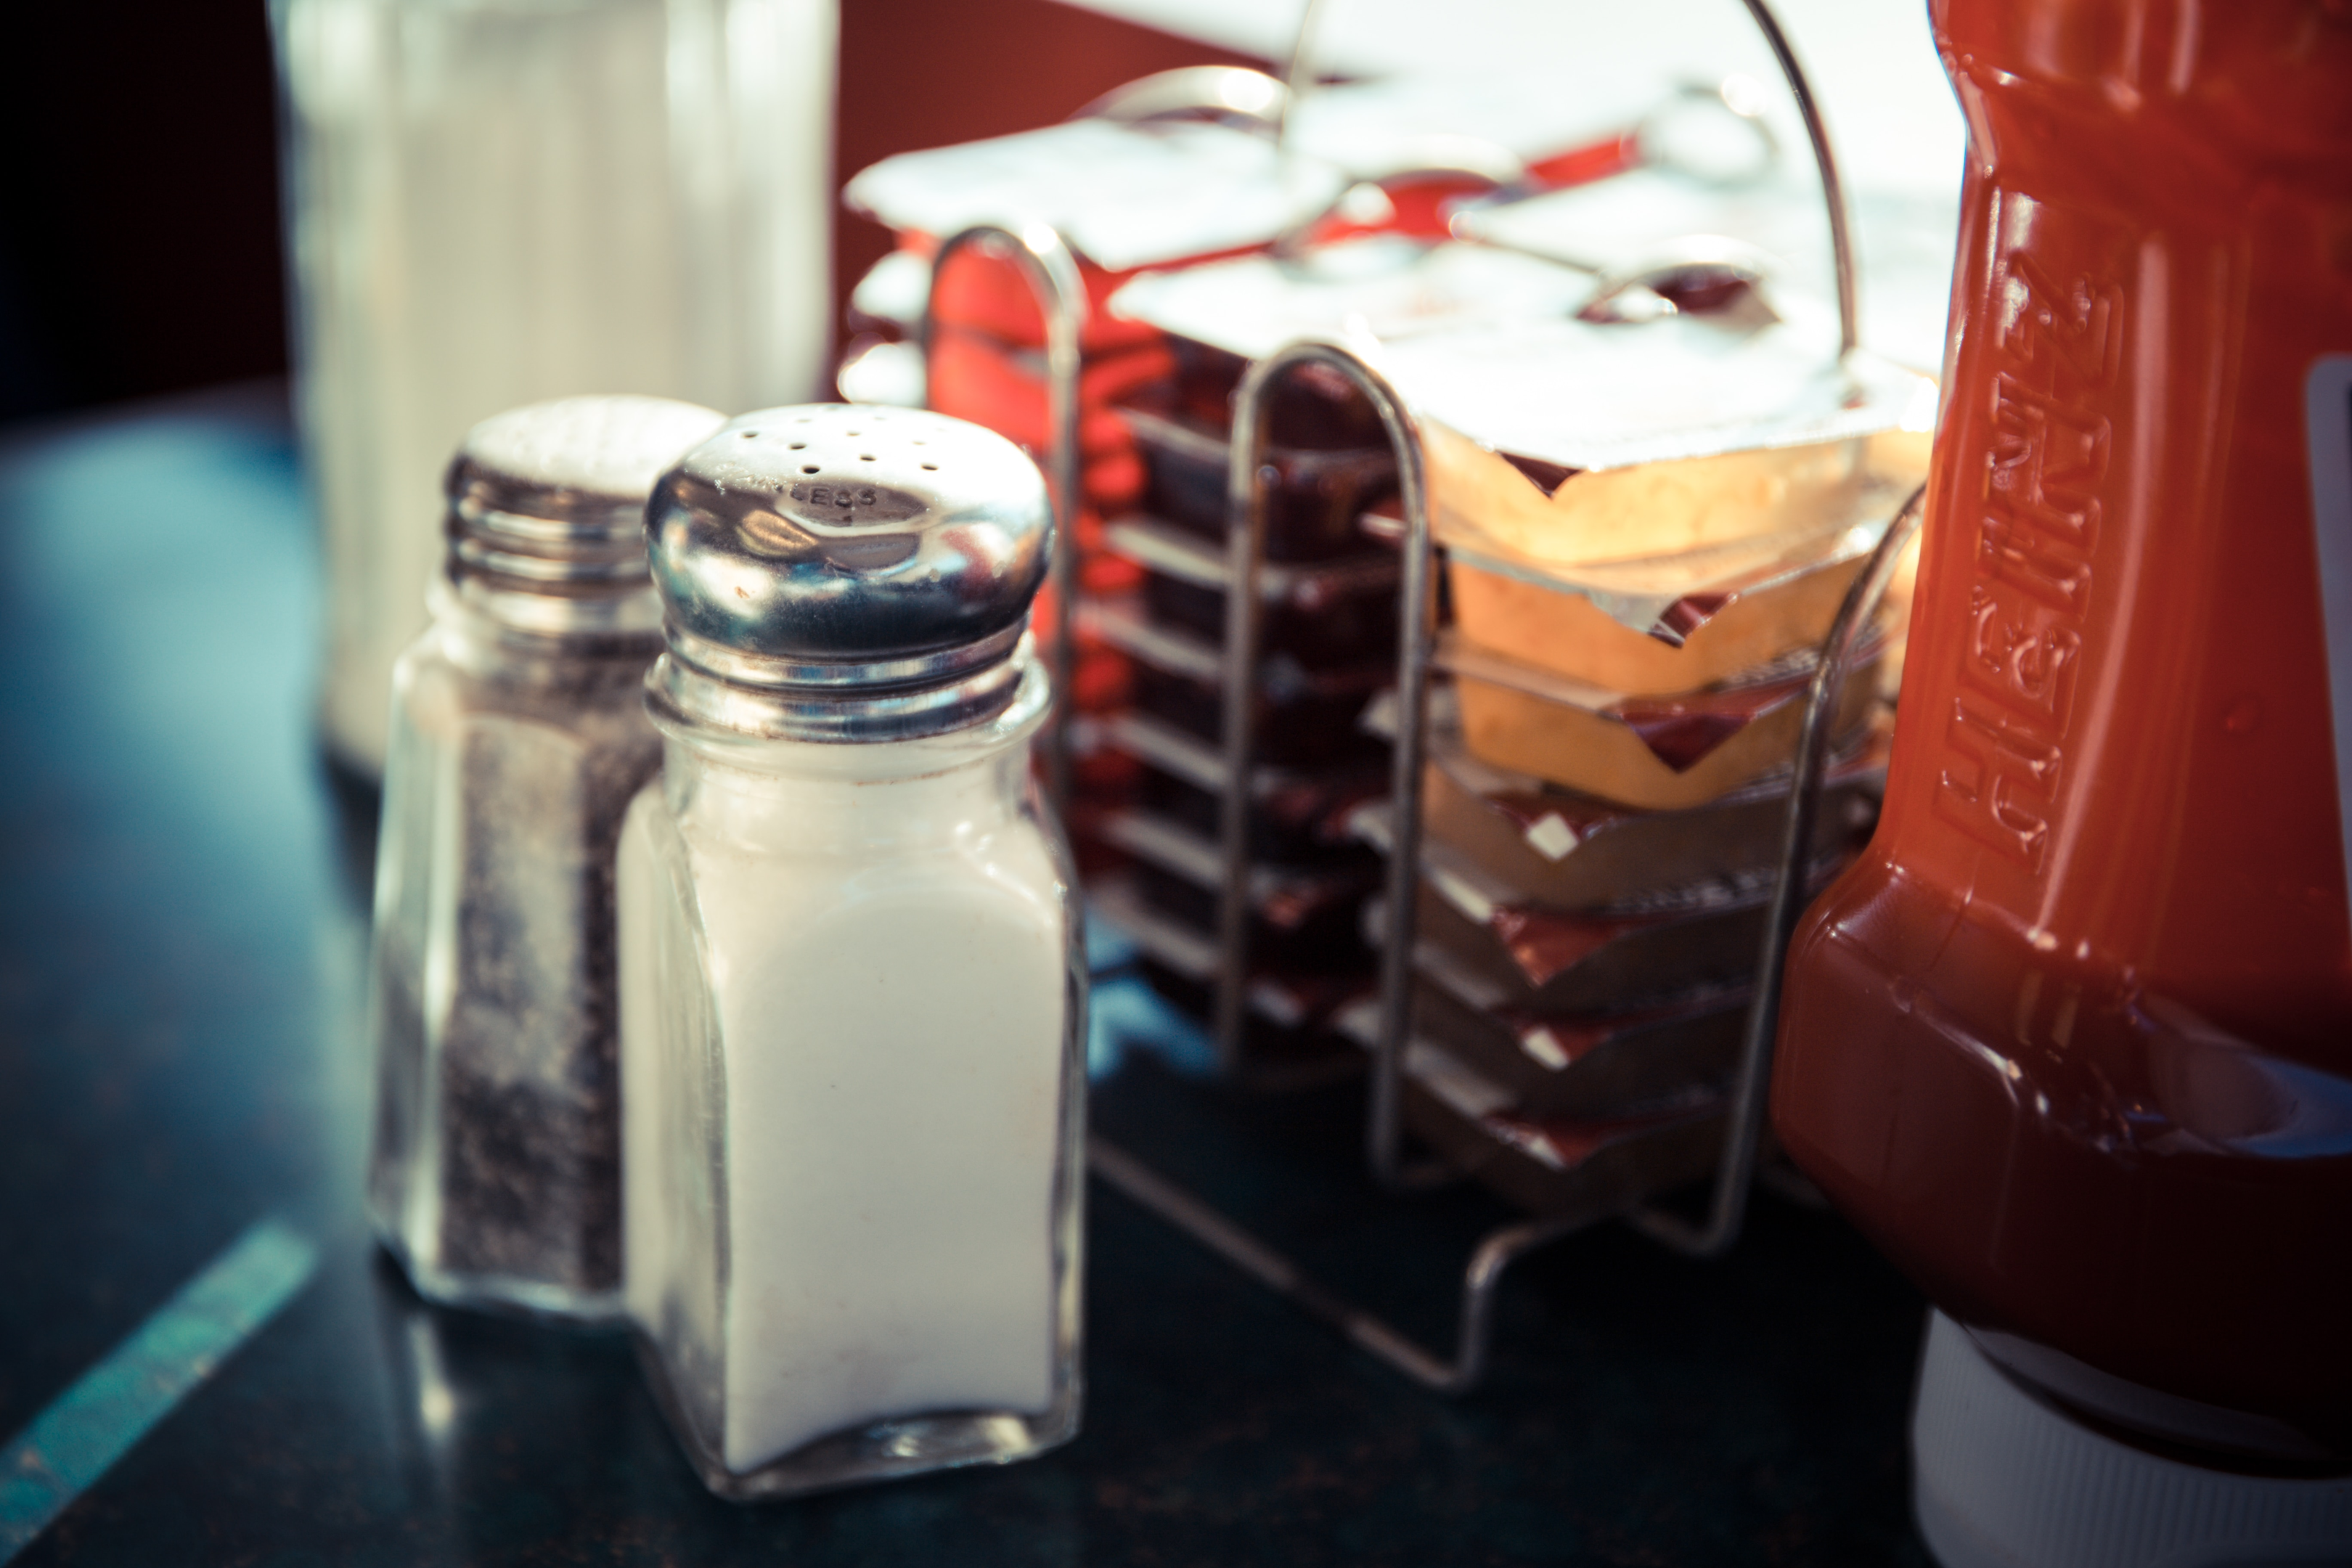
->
[371, 640, 661, 1308]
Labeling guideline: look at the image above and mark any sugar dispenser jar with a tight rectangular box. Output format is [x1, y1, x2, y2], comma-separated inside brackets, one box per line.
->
[369, 393, 728, 1323]
[617, 405, 1085, 1500]
[270, 0, 837, 778]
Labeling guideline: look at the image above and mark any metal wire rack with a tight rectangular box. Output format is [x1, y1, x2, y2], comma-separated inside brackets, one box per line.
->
[916, 0, 1927, 1392]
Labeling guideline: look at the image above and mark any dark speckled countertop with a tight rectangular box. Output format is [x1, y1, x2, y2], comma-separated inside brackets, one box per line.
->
[0, 387, 1933, 1567]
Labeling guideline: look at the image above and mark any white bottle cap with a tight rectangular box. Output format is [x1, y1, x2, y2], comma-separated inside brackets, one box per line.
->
[1911, 1311, 2352, 1568]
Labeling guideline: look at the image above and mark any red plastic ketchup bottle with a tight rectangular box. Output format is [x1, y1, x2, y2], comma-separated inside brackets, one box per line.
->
[1772, 1, 2352, 1561]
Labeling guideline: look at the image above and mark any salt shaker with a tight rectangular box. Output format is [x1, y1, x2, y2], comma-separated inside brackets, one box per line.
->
[369, 394, 729, 1323]
[616, 404, 1085, 1499]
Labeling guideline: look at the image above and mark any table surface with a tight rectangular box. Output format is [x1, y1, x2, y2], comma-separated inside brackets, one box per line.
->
[0, 388, 1935, 1566]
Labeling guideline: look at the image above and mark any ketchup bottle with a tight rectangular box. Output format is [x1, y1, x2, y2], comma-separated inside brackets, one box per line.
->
[1772, 1, 2352, 1559]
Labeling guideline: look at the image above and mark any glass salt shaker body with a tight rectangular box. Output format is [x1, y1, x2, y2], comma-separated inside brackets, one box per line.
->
[618, 405, 1085, 1498]
[370, 395, 728, 1324]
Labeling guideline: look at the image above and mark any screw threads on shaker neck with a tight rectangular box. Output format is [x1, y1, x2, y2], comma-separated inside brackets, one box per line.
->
[438, 395, 729, 638]
[645, 637, 1037, 746]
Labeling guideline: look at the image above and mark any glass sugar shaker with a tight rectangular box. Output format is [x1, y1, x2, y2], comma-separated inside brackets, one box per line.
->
[269, 0, 838, 780]
[617, 404, 1085, 1499]
[369, 393, 729, 1323]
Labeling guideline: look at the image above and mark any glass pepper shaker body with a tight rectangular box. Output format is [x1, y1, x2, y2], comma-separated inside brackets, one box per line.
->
[369, 394, 727, 1323]
[618, 405, 1085, 1498]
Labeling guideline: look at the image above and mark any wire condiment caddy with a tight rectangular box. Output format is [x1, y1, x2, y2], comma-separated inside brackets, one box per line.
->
[909, 0, 1934, 1392]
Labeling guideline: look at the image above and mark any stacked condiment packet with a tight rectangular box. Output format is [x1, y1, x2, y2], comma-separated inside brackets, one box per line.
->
[1374, 314, 1927, 807]
[1094, 204, 1925, 1116]
[1078, 355, 1407, 1066]
[1108, 234, 1921, 1212]
[1440, 630, 1888, 811]
[1358, 838, 1848, 1016]
[1365, 687, 1890, 907]
[1334, 1005, 1728, 1222]
[1094, 240, 1600, 1064]
[1356, 415, 1914, 1214]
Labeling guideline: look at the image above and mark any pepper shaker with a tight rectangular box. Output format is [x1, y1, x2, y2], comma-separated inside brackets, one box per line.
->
[369, 393, 729, 1323]
[617, 404, 1085, 1499]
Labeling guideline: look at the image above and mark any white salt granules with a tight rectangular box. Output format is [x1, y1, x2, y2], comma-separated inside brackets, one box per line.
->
[618, 674, 1074, 1481]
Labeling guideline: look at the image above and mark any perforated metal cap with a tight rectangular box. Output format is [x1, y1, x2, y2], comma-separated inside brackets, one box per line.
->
[447, 395, 730, 580]
[645, 404, 1053, 740]
[440, 396, 728, 640]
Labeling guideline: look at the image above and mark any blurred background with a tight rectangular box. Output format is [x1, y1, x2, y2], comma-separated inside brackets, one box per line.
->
[0, 0, 1263, 425]
[0, 0, 1957, 426]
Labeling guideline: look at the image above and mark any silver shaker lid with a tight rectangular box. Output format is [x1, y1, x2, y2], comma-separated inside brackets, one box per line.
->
[645, 405, 1051, 742]
[445, 395, 730, 635]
